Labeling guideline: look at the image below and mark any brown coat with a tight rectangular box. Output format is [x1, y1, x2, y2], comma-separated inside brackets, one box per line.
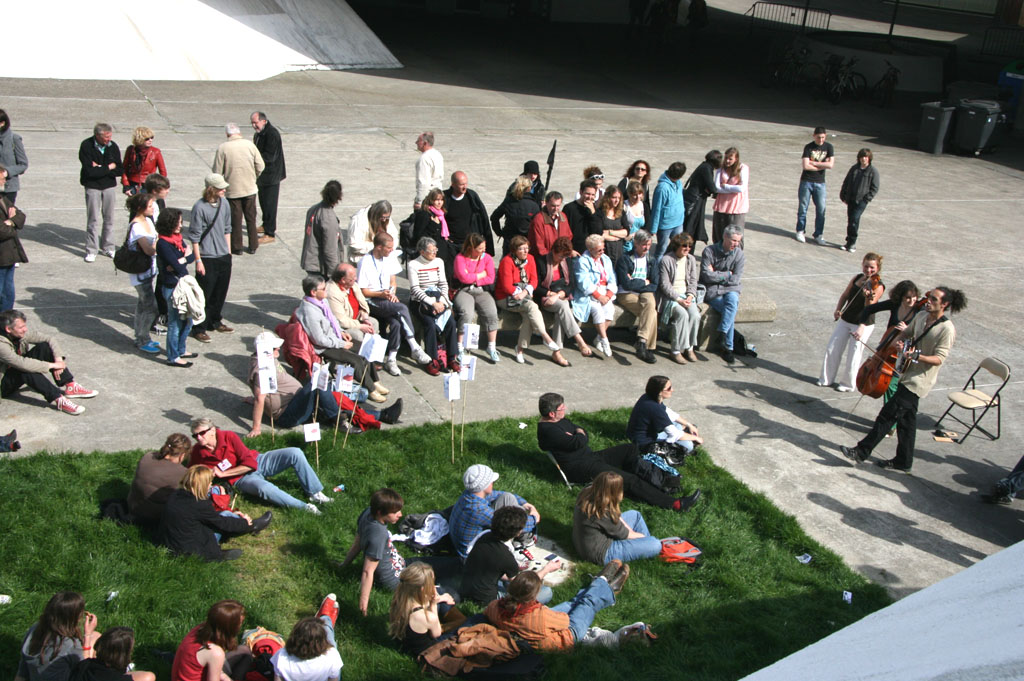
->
[418, 623, 521, 676]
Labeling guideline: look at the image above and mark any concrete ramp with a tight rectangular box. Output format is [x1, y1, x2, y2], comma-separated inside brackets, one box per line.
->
[6, 0, 399, 81]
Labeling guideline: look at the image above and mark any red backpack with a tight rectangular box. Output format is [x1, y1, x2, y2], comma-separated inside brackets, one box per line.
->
[659, 537, 702, 564]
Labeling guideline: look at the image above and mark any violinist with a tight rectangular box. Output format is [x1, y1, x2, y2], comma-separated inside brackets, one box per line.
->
[841, 286, 967, 473]
[817, 253, 885, 392]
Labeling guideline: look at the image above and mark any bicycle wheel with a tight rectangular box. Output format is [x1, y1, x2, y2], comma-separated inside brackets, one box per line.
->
[798, 62, 824, 90]
[850, 72, 868, 101]
[827, 78, 843, 104]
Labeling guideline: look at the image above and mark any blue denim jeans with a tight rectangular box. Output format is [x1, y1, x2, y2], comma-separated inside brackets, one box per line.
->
[998, 454, 1024, 496]
[0, 265, 15, 312]
[212, 509, 243, 543]
[320, 615, 337, 648]
[549, 576, 616, 644]
[796, 181, 827, 237]
[603, 510, 663, 564]
[707, 291, 739, 350]
[845, 200, 868, 247]
[654, 224, 684, 260]
[233, 447, 323, 509]
[275, 381, 341, 429]
[162, 285, 193, 362]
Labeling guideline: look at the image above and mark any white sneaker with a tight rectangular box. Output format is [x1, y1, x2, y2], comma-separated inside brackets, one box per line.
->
[795, 232, 806, 243]
[814, 235, 826, 245]
[488, 347, 500, 363]
[515, 348, 525, 364]
[545, 340, 560, 352]
[600, 338, 613, 357]
[384, 358, 401, 376]
[84, 253, 97, 263]
[304, 502, 322, 515]
[310, 491, 334, 504]
[101, 249, 116, 258]
[412, 348, 432, 365]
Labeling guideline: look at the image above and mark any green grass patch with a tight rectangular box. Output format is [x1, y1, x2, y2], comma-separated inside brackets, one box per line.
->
[0, 409, 890, 680]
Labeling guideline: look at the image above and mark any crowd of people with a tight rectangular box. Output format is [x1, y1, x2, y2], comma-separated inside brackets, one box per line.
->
[3, 111, 995, 677]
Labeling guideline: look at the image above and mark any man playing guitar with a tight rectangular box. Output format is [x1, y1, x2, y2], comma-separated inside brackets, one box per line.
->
[841, 286, 967, 472]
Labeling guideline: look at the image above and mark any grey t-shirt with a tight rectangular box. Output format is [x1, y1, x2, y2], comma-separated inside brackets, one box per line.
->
[358, 507, 405, 590]
[188, 198, 232, 258]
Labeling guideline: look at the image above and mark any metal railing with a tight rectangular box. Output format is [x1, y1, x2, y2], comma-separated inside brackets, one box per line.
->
[982, 26, 1024, 59]
[746, 2, 832, 33]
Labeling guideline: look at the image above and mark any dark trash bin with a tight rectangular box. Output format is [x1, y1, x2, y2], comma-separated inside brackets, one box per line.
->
[954, 99, 1001, 156]
[918, 101, 955, 155]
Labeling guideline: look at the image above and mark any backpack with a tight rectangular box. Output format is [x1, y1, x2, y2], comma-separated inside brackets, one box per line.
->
[113, 223, 153, 274]
[631, 456, 681, 494]
[242, 626, 285, 681]
[659, 537, 702, 564]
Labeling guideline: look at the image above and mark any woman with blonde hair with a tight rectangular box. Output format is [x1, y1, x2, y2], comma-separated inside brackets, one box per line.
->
[121, 126, 166, 195]
[818, 252, 885, 392]
[490, 175, 540, 258]
[388, 563, 455, 657]
[573, 471, 664, 565]
[160, 465, 270, 562]
[711, 146, 749, 245]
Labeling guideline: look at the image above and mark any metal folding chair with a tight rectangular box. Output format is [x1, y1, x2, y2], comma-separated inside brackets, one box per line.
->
[544, 451, 573, 489]
[934, 357, 1010, 443]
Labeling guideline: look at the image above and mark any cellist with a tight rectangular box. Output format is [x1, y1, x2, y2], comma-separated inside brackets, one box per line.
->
[841, 286, 967, 473]
[817, 253, 885, 392]
[853, 280, 922, 415]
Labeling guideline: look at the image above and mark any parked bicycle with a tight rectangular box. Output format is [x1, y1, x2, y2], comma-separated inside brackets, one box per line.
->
[823, 54, 867, 104]
[761, 40, 824, 89]
[870, 60, 901, 108]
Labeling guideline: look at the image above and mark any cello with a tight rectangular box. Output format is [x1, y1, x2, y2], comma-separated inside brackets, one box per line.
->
[856, 298, 926, 398]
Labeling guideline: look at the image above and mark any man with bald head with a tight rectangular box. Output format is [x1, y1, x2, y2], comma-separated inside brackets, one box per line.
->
[326, 263, 381, 345]
[441, 171, 492, 279]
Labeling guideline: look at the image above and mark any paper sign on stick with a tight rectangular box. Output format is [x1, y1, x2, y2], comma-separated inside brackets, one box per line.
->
[443, 373, 461, 401]
[460, 356, 477, 381]
[257, 366, 278, 394]
[334, 364, 354, 393]
[359, 334, 387, 363]
[310, 363, 322, 390]
[304, 423, 322, 442]
[317, 365, 331, 391]
[463, 323, 480, 350]
[255, 338, 278, 394]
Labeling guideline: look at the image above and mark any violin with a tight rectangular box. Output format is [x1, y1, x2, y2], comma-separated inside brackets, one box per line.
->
[856, 297, 927, 398]
[839, 273, 882, 317]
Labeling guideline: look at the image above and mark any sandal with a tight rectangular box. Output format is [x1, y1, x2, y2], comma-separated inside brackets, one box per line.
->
[552, 351, 570, 367]
[577, 343, 593, 357]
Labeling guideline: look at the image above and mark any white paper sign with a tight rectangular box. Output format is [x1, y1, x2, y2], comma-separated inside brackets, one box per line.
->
[334, 364, 354, 393]
[443, 373, 461, 401]
[460, 356, 477, 381]
[317, 365, 331, 391]
[304, 423, 322, 442]
[255, 339, 278, 394]
[463, 323, 480, 350]
[257, 366, 277, 395]
[309, 362, 322, 390]
[359, 334, 387, 363]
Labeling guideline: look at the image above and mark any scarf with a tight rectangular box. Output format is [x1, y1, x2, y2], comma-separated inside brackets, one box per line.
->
[159, 233, 184, 253]
[429, 205, 449, 240]
[513, 255, 529, 286]
[304, 295, 344, 339]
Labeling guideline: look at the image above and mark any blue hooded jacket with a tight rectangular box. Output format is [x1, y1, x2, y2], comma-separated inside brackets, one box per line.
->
[649, 172, 685, 232]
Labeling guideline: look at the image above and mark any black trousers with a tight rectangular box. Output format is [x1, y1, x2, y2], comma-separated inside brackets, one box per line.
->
[1, 343, 73, 403]
[857, 382, 919, 469]
[257, 183, 281, 236]
[368, 299, 413, 355]
[195, 255, 232, 332]
[845, 200, 868, 247]
[320, 347, 379, 386]
[413, 303, 458, 363]
[561, 443, 677, 509]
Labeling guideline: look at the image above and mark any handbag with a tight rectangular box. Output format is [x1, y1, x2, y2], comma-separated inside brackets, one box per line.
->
[113, 223, 154, 274]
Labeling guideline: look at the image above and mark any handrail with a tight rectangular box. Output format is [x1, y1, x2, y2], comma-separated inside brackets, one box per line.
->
[746, 1, 832, 33]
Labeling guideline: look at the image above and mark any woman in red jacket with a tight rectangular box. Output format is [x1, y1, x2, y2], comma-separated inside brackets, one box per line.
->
[122, 127, 167, 195]
[495, 235, 563, 365]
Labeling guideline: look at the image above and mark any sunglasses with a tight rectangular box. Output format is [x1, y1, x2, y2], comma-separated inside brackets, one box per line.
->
[589, 174, 605, 180]
[192, 427, 212, 440]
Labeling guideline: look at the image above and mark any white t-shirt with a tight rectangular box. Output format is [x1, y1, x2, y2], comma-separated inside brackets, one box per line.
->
[128, 220, 158, 286]
[271, 647, 343, 681]
[357, 253, 401, 293]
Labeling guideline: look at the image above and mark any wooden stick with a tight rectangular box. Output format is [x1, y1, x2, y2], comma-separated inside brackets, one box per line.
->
[341, 365, 370, 449]
[315, 439, 320, 470]
[450, 401, 455, 464]
[460, 380, 468, 455]
[270, 409, 275, 443]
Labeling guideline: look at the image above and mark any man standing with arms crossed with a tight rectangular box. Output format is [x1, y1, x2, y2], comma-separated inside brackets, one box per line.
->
[251, 112, 285, 245]
[795, 126, 834, 245]
[79, 123, 122, 262]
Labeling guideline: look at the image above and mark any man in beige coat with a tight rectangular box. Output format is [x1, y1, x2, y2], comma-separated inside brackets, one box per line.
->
[326, 263, 378, 344]
[212, 123, 264, 255]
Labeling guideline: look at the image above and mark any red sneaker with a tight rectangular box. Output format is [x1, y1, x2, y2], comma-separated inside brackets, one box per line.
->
[62, 382, 98, 399]
[316, 593, 339, 627]
[54, 396, 85, 415]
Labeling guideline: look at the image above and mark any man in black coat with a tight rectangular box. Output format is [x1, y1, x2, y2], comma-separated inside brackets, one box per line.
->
[443, 170, 494, 257]
[78, 123, 122, 262]
[251, 111, 286, 243]
[562, 179, 602, 254]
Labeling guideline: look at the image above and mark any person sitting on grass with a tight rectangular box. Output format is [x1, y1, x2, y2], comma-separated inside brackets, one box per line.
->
[461, 505, 559, 605]
[537, 392, 701, 512]
[484, 561, 629, 652]
[189, 416, 332, 515]
[16, 591, 101, 681]
[271, 595, 343, 681]
[573, 472, 665, 565]
[160, 465, 272, 562]
[388, 563, 456, 658]
[69, 627, 154, 681]
[626, 375, 703, 458]
[127, 433, 189, 526]
[171, 600, 251, 681]
[245, 331, 402, 438]
[0, 309, 98, 416]
[448, 464, 541, 561]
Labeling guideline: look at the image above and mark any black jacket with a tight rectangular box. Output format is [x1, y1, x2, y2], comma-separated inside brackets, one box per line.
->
[840, 164, 880, 205]
[562, 200, 601, 254]
[442, 187, 494, 255]
[254, 121, 286, 186]
[160, 489, 251, 561]
[0, 196, 27, 267]
[615, 251, 660, 294]
[78, 137, 122, 190]
[490, 195, 540, 243]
